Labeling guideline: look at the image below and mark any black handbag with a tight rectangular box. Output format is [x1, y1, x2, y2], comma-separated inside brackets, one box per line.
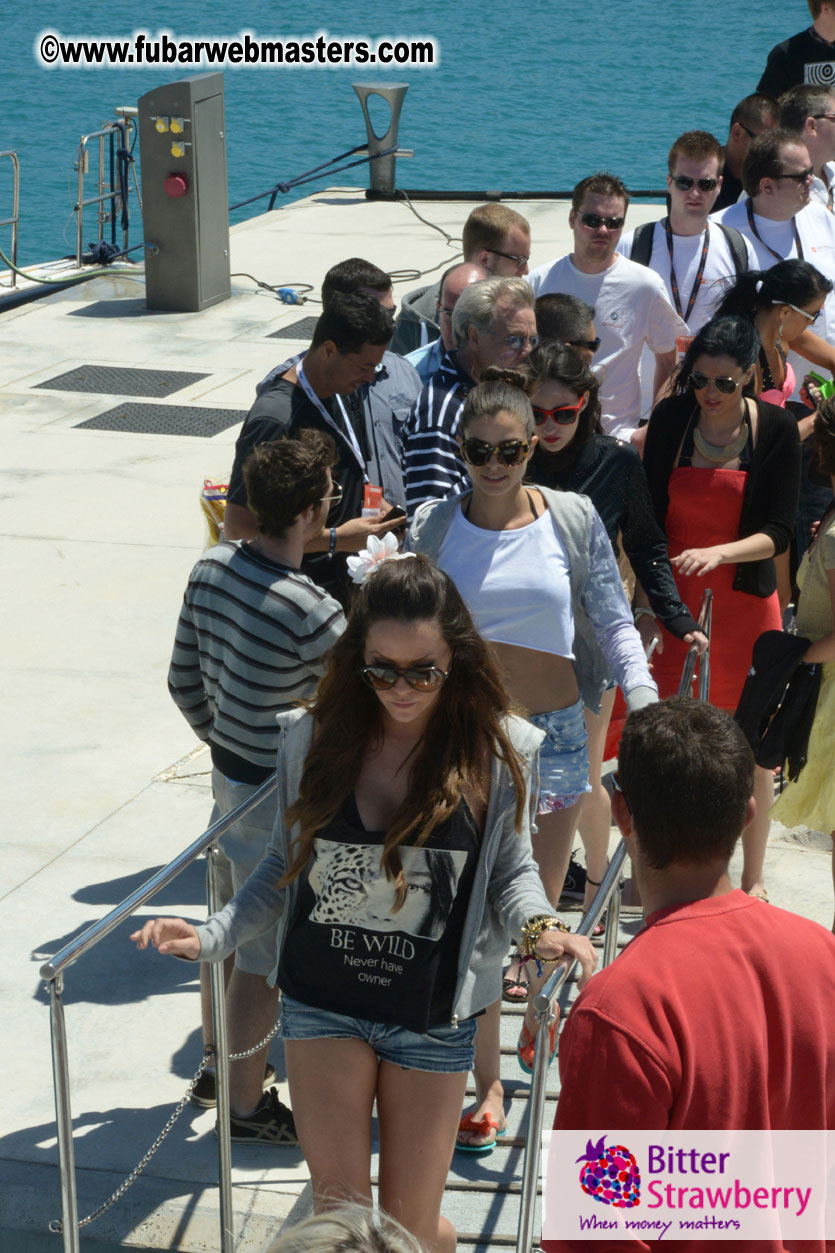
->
[734, 630, 821, 780]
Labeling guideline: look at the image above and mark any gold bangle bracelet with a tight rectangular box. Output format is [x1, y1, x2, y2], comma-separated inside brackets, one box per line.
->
[520, 914, 570, 957]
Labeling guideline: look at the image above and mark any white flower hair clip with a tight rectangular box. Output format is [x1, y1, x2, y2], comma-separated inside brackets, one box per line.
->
[346, 532, 417, 586]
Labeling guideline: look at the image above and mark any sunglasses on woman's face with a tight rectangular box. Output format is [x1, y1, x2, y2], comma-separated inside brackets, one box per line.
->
[460, 437, 530, 467]
[532, 395, 586, 425]
[360, 664, 449, 692]
[690, 371, 743, 395]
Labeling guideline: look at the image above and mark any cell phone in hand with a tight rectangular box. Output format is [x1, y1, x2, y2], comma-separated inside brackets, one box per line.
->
[382, 505, 407, 526]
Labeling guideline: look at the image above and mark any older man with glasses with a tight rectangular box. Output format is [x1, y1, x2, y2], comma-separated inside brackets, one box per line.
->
[528, 173, 687, 444]
[401, 276, 539, 519]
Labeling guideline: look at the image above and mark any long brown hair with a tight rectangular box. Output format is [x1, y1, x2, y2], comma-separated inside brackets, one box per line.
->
[280, 556, 528, 903]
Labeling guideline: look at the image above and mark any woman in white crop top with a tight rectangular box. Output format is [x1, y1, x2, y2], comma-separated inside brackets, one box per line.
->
[408, 367, 656, 1151]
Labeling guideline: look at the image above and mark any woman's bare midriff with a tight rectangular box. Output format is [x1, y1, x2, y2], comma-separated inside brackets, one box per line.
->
[489, 640, 579, 716]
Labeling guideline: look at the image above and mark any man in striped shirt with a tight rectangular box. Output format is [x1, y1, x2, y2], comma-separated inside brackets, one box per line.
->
[168, 431, 345, 1143]
[401, 276, 539, 519]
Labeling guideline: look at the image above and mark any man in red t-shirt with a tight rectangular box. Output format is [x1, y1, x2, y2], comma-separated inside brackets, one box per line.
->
[547, 697, 835, 1253]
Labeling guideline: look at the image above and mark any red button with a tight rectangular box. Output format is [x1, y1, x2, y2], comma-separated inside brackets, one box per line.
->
[164, 174, 188, 198]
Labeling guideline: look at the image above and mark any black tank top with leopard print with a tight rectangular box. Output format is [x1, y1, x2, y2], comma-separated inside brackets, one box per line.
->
[277, 794, 479, 1032]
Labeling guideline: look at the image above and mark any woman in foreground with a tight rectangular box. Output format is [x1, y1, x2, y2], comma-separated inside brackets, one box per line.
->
[132, 555, 595, 1253]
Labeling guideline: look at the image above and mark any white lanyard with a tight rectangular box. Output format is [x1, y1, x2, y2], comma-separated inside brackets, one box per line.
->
[296, 359, 366, 476]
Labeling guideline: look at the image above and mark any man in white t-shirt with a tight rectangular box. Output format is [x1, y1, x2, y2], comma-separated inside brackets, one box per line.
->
[619, 131, 757, 336]
[713, 128, 835, 390]
[779, 83, 835, 211]
[528, 173, 686, 440]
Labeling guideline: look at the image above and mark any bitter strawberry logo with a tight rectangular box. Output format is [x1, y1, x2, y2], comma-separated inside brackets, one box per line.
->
[577, 1136, 641, 1208]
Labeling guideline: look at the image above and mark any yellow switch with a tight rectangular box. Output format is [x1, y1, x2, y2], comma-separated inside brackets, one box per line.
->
[154, 116, 169, 133]
[170, 117, 184, 134]
[170, 142, 185, 158]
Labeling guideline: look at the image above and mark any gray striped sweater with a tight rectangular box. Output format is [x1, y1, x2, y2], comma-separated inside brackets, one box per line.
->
[168, 541, 345, 772]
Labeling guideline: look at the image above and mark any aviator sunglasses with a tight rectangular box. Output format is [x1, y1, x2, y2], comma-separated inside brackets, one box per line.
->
[360, 664, 449, 692]
[532, 395, 587, 424]
[579, 212, 625, 230]
[461, 437, 531, 466]
[670, 175, 719, 193]
[690, 371, 744, 395]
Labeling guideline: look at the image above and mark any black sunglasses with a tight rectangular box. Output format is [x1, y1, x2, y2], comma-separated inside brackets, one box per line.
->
[579, 212, 625, 231]
[773, 166, 814, 183]
[611, 770, 632, 814]
[568, 336, 602, 353]
[690, 371, 743, 395]
[360, 664, 449, 692]
[488, 247, 530, 267]
[461, 437, 530, 467]
[671, 175, 719, 193]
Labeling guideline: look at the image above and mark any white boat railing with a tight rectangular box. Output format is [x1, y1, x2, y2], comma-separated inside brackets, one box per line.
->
[0, 149, 20, 285]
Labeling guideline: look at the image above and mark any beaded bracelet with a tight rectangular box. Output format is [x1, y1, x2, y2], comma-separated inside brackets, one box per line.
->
[519, 914, 570, 957]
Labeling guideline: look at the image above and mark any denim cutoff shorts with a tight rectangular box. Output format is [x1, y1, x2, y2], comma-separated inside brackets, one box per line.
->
[279, 994, 477, 1073]
[530, 697, 592, 814]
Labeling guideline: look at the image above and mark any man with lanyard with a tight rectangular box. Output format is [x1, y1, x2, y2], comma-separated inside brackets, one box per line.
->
[256, 258, 422, 509]
[757, 0, 835, 100]
[620, 131, 756, 341]
[713, 95, 778, 213]
[224, 292, 405, 602]
[779, 83, 835, 211]
[713, 128, 835, 396]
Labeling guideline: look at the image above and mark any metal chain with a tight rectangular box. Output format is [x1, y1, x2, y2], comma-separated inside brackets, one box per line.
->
[49, 1014, 282, 1235]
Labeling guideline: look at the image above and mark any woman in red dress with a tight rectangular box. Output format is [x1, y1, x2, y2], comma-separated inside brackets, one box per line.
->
[642, 315, 801, 900]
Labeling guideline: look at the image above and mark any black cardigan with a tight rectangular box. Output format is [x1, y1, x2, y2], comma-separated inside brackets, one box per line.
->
[642, 394, 801, 598]
[527, 434, 700, 639]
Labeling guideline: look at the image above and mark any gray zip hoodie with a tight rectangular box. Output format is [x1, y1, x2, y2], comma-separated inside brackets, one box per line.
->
[194, 706, 558, 1025]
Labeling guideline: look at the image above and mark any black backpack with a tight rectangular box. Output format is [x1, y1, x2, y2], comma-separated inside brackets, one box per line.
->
[630, 219, 749, 277]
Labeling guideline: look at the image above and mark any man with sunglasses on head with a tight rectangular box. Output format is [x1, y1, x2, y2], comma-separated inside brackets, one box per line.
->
[528, 173, 687, 444]
[620, 132, 756, 340]
[779, 83, 835, 210]
[714, 95, 779, 212]
[713, 128, 835, 397]
[390, 204, 532, 356]
[169, 432, 346, 1145]
[401, 276, 539, 519]
[404, 261, 489, 384]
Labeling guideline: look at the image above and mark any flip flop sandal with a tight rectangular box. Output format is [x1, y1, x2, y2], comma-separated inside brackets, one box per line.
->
[456, 1111, 507, 1154]
[501, 961, 530, 1003]
[517, 1019, 559, 1075]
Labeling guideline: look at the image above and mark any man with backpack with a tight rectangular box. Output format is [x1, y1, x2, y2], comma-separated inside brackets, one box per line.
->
[619, 131, 755, 340]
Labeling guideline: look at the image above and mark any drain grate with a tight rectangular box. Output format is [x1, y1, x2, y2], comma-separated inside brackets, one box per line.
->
[267, 315, 318, 340]
[74, 403, 246, 437]
[35, 364, 208, 398]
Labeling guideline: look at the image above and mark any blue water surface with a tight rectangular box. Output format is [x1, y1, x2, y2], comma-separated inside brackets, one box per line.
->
[3, 1, 789, 262]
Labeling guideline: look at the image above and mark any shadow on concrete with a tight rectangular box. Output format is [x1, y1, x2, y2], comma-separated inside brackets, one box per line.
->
[71, 857, 207, 908]
[32, 917, 203, 1007]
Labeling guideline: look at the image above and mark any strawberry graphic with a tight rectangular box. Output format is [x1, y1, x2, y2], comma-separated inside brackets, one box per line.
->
[577, 1135, 641, 1208]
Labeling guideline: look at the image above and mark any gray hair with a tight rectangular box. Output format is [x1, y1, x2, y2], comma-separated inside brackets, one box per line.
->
[451, 276, 534, 349]
[265, 1204, 424, 1253]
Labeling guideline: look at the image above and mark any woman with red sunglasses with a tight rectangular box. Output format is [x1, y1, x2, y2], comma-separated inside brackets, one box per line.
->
[523, 341, 706, 930]
[407, 367, 656, 1150]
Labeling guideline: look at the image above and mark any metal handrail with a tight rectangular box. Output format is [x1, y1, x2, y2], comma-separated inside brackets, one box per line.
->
[677, 589, 713, 701]
[516, 603, 714, 1250]
[515, 843, 628, 1253]
[0, 150, 20, 286]
[74, 120, 134, 267]
[40, 773, 276, 1253]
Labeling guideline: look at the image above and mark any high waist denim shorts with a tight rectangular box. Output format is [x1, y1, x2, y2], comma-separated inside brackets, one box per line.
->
[529, 698, 591, 814]
[279, 995, 477, 1073]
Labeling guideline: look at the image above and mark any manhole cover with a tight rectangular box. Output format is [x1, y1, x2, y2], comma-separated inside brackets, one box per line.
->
[35, 364, 208, 397]
[75, 403, 245, 437]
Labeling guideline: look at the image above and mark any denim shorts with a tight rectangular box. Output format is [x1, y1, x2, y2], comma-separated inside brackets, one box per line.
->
[279, 995, 477, 1073]
[529, 698, 591, 814]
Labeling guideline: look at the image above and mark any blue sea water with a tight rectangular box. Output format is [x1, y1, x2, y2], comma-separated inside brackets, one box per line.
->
[3, 1, 789, 264]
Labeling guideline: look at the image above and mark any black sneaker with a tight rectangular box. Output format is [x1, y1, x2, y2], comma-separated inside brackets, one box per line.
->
[561, 853, 587, 901]
[191, 1062, 277, 1109]
[227, 1087, 298, 1145]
